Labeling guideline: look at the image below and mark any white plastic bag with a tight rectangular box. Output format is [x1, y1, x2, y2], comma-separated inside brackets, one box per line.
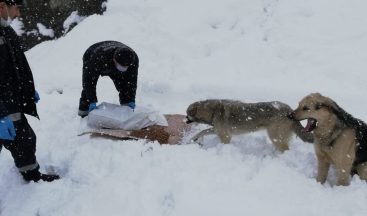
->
[87, 102, 168, 130]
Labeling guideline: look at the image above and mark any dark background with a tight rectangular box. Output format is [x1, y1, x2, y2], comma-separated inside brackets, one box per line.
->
[20, 0, 106, 50]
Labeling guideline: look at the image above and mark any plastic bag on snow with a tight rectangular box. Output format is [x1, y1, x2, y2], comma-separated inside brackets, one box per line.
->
[87, 102, 168, 130]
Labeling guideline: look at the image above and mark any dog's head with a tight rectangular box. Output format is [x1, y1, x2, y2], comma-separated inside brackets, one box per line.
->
[291, 93, 339, 133]
[186, 100, 222, 124]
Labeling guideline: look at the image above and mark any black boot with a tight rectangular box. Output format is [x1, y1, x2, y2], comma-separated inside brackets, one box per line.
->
[21, 167, 60, 182]
[39, 173, 60, 182]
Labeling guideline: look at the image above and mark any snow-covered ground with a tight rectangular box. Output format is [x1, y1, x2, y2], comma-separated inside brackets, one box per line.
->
[1, 0, 367, 215]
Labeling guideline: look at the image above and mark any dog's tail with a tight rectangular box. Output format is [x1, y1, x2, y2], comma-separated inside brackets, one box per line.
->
[292, 121, 314, 143]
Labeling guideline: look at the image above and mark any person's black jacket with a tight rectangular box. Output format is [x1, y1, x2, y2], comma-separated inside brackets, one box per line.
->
[0, 26, 38, 119]
[79, 41, 139, 112]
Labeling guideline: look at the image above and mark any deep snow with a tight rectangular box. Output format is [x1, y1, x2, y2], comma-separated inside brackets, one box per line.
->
[1, 0, 367, 215]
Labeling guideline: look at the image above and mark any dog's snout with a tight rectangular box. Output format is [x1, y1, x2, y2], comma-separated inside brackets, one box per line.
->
[287, 112, 295, 120]
[186, 116, 193, 124]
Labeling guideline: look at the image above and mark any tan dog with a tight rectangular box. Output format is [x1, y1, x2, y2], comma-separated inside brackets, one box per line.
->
[186, 99, 313, 152]
[291, 93, 367, 186]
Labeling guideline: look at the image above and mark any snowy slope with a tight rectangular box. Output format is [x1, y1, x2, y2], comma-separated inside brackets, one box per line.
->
[1, 0, 367, 215]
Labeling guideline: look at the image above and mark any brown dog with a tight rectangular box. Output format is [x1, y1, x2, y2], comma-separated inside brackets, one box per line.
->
[186, 99, 313, 152]
[291, 93, 367, 186]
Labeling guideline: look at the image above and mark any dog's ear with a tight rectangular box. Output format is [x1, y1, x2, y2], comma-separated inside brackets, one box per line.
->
[318, 96, 358, 127]
[316, 96, 340, 113]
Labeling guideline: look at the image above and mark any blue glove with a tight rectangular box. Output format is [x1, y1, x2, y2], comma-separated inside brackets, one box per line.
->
[88, 103, 97, 112]
[34, 90, 40, 103]
[126, 102, 136, 110]
[0, 116, 16, 140]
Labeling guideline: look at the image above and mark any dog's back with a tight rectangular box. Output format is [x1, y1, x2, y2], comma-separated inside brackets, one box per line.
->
[216, 100, 292, 129]
[186, 99, 313, 150]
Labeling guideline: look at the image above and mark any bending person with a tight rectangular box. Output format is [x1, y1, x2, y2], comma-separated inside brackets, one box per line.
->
[78, 41, 139, 117]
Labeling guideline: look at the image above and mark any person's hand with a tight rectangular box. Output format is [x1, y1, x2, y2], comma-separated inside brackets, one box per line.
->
[88, 102, 97, 112]
[34, 90, 40, 103]
[0, 116, 16, 140]
[126, 102, 136, 110]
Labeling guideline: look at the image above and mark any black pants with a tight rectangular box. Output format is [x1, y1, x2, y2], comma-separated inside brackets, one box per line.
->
[0, 115, 38, 171]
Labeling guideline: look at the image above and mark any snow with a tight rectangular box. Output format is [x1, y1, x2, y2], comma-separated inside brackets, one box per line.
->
[63, 11, 86, 34]
[10, 17, 24, 35]
[1, 0, 367, 215]
[36, 23, 55, 38]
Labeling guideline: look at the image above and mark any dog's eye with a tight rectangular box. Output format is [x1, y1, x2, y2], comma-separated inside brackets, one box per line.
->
[315, 103, 322, 110]
[302, 106, 310, 111]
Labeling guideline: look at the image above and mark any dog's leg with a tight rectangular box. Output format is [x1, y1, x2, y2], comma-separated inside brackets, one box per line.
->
[356, 162, 367, 181]
[214, 126, 232, 144]
[334, 157, 354, 186]
[315, 153, 330, 184]
[191, 128, 215, 143]
[335, 166, 352, 186]
[334, 134, 355, 186]
[267, 125, 291, 152]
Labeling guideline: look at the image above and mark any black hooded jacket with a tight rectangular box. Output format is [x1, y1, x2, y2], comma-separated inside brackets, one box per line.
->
[0, 25, 38, 119]
[79, 41, 139, 111]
